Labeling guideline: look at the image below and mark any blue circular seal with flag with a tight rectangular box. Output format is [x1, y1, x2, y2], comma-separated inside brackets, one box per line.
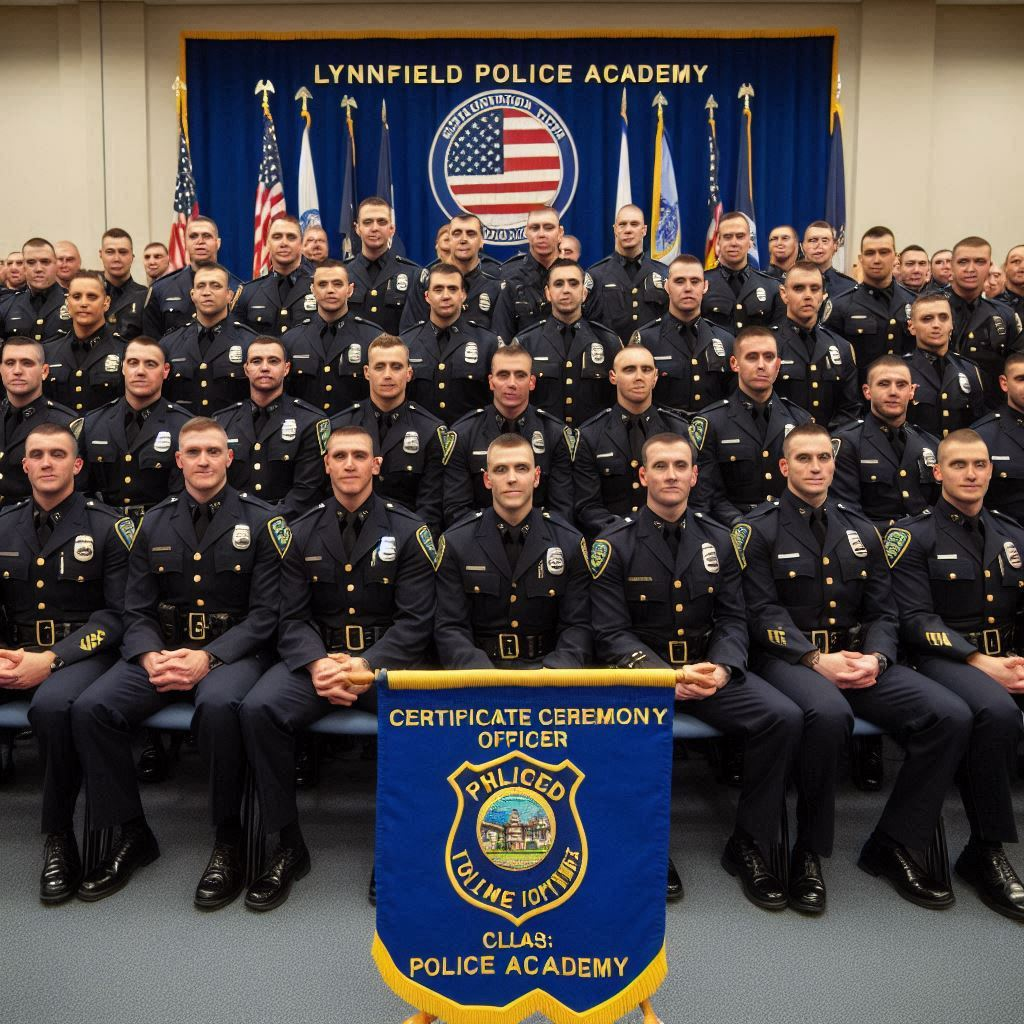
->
[429, 90, 578, 247]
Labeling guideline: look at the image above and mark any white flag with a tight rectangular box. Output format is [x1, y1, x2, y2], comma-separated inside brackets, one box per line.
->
[615, 88, 632, 213]
[297, 116, 321, 231]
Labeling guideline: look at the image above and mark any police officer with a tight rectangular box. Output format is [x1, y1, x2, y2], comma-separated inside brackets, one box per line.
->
[590, 432, 800, 906]
[55, 242, 82, 291]
[2, 250, 25, 299]
[402, 264, 502, 425]
[586, 204, 669, 341]
[344, 196, 423, 335]
[436, 432, 590, 669]
[736, 422, 968, 912]
[72, 417, 285, 908]
[946, 236, 1024, 407]
[281, 259, 382, 415]
[43, 271, 125, 414]
[330, 334, 446, 536]
[77, 336, 191, 520]
[232, 215, 315, 335]
[444, 342, 573, 526]
[301, 225, 330, 268]
[240, 425, 436, 910]
[997, 245, 1024, 318]
[0, 337, 79, 506]
[764, 225, 799, 281]
[142, 216, 242, 339]
[690, 326, 811, 525]
[832, 355, 941, 527]
[633, 254, 736, 416]
[801, 221, 857, 301]
[824, 227, 916, 379]
[903, 292, 985, 438]
[886, 429, 1024, 920]
[898, 245, 933, 297]
[142, 243, 170, 287]
[0, 238, 69, 342]
[98, 228, 146, 341]
[771, 261, 860, 428]
[0, 422, 132, 902]
[515, 258, 620, 427]
[701, 211, 784, 333]
[160, 264, 256, 415]
[931, 250, 953, 289]
[573, 345, 689, 538]
[214, 336, 330, 520]
[401, 214, 501, 332]
[972, 352, 1024, 521]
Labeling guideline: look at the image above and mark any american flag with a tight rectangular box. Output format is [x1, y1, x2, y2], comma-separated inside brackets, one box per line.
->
[252, 108, 286, 278]
[446, 109, 562, 227]
[168, 111, 198, 272]
[703, 100, 723, 270]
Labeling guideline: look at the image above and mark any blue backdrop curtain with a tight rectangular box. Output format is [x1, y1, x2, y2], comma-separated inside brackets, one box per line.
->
[183, 31, 836, 276]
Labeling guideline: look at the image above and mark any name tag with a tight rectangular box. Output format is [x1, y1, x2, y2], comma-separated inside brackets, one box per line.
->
[721, 438, 741, 444]
[304, 555, 322, 562]
[777, 552, 800, 559]
[466, 565, 487, 572]
[936, 553, 957, 560]
[596, 452, 615, 458]
[860, 459, 879, 464]
[653, 355, 671, 361]
[991, 455, 1009, 461]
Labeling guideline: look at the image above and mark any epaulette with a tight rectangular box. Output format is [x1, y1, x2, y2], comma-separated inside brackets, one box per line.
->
[991, 508, 1024, 529]
[590, 320, 621, 341]
[693, 511, 731, 533]
[445, 509, 486, 534]
[539, 509, 580, 534]
[747, 500, 780, 520]
[588, 255, 613, 269]
[501, 252, 526, 267]
[239, 492, 275, 511]
[749, 266, 779, 282]
[141, 494, 179, 517]
[0, 498, 30, 517]
[384, 501, 423, 523]
[599, 516, 635, 539]
[84, 499, 122, 519]
[351, 315, 374, 325]
[402, 320, 428, 333]
[534, 407, 564, 425]
[576, 407, 613, 430]
[290, 396, 323, 415]
[392, 254, 420, 267]
[289, 503, 326, 528]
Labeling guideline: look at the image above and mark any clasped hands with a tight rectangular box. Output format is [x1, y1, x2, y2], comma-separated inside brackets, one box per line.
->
[0, 647, 55, 689]
[674, 662, 729, 701]
[307, 653, 374, 705]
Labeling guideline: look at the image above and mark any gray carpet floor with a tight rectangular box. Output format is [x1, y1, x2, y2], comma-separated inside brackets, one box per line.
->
[1, 737, 1022, 1024]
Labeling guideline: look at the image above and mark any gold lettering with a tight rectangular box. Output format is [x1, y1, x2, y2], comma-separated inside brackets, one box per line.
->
[313, 64, 329, 85]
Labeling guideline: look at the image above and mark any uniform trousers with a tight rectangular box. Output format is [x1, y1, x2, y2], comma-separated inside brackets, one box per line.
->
[71, 654, 268, 830]
[757, 660, 971, 855]
[1, 653, 117, 833]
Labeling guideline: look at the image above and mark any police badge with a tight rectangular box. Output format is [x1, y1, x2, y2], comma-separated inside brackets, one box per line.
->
[228, 345, 243, 364]
[701, 542, 720, 573]
[1005, 541, 1022, 569]
[464, 342, 479, 364]
[303, 294, 317, 311]
[396, 273, 409, 293]
[59, 303, 71, 320]
[281, 418, 297, 441]
[546, 546, 564, 575]
[347, 343, 362, 364]
[531, 430, 545, 454]
[478, 292, 491, 312]
[847, 529, 868, 557]
[756, 287, 767, 302]
[153, 431, 172, 453]
[959, 372, 971, 394]
[103, 354, 120, 373]
[232, 525, 251, 550]
[712, 338, 726, 358]
[652, 272, 664, 289]
[73, 535, 94, 561]
[379, 535, 398, 561]
[828, 345, 842, 365]
[590, 343, 605, 365]
[403, 430, 420, 454]
[922, 448, 936, 467]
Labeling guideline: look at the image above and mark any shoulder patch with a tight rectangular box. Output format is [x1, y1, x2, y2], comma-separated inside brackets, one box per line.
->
[416, 524, 439, 569]
[579, 537, 588, 564]
[831, 437, 841, 458]
[730, 523, 751, 570]
[689, 416, 708, 451]
[562, 425, 579, 461]
[883, 527, 911, 569]
[589, 538, 611, 579]
[316, 418, 331, 456]
[433, 533, 446, 571]
[439, 426, 457, 465]
[267, 515, 292, 558]
[69, 417, 83, 440]
[113, 517, 136, 550]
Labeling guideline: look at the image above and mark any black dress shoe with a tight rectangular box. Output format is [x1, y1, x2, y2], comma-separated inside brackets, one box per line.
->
[955, 842, 1024, 921]
[788, 849, 826, 914]
[294, 739, 319, 789]
[721, 835, 787, 910]
[245, 844, 311, 912]
[40, 832, 82, 905]
[858, 835, 954, 909]
[368, 866, 377, 906]
[136, 736, 168, 784]
[853, 735, 884, 792]
[77, 824, 159, 902]
[194, 843, 244, 911]
[666, 857, 684, 902]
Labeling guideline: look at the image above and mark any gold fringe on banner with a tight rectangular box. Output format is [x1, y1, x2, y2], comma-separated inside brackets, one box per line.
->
[385, 668, 676, 690]
[373, 933, 668, 1024]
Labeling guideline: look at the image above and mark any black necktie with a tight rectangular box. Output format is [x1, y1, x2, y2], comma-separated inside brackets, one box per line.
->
[964, 517, 985, 562]
[810, 506, 827, 549]
[340, 511, 359, 558]
[365, 259, 382, 286]
[125, 409, 145, 446]
[323, 320, 339, 339]
[503, 526, 524, 574]
[30, 291, 46, 311]
[253, 404, 270, 435]
[278, 273, 293, 305]
[435, 327, 450, 350]
[192, 502, 210, 541]
[501, 417, 519, 436]
[34, 510, 53, 547]
[377, 410, 391, 448]
[626, 415, 646, 462]
[889, 425, 907, 461]
[727, 270, 745, 296]
[749, 402, 768, 442]
[624, 258, 642, 283]
[664, 521, 681, 562]
[198, 326, 216, 354]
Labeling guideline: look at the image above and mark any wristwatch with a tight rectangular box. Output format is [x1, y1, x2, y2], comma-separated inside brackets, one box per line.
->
[870, 652, 889, 675]
[49, 655, 66, 672]
[206, 652, 224, 671]
[800, 649, 821, 669]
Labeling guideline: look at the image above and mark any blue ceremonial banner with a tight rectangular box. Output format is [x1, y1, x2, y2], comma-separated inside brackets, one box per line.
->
[374, 670, 676, 1024]
[182, 31, 837, 272]
[825, 96, 848, 272]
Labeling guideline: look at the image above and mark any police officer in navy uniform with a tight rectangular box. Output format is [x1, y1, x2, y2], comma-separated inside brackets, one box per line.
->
[633, 255, 736, 417]
[824, 227, 916, 378]
[972, 352, 1024, 522]
[590, 431, 800, 906]
[330, 334, 445, 536]
[737, 422, 968, 912]
[771, 261, 860, 428]
[886, 429, 1024, 920]
[897, 245, 935, 298]
[99, 228, 147, 341]
[444, 342, 574, 527]
[214, 336, 330, 520]
[232, 215, 315, 336]
[764, 225, 799, 282]
[802, 221, 857, 302]
[573, 345, 689, 538]
[514, 258, 620, 427]
[0, 337, 79, 506]
[402, 263, 502, 425]
[142, 216, 242, 339]
[690, 326, 812, 525]
[72, 417, 285, 908]
[903, 292, 985, 438]
[281, 259, 382, 416]
[401, 214, 501, 332]
[160, 264, 256, 415]
[701, 212, 784, 334]
[946, 236, 1024, 408]
[587, 204, 669, 341]
[0, 422, 132, 902]
[240, 425, 436, 910]
[0, 238, 69, 342]
[436, 432, 591, 670]
[43, 271, 125, 414]
[831, 355, 941, 527]
[997, 245, 1024, 318]
[344, 197, 422, 336]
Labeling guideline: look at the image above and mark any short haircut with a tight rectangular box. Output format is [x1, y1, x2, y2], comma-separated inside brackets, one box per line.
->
[1, 336, 45, 361]
[615, 343, 654, 366]
[491, 340, 532, 372]
[769, 224, 797, 238]
[718, 210, 748, 230]
[435, 223, 451, 243]
[192, 263, 231, 285]
[910, 292, 951, 316]
[785, 260, 824, 280]
[641, 431, 692, 466]
[953, 236, 990, 258]
[615, 203, 645, 221]
[124, 336, 167, 361]
[931, 249, 952, 260]
[544, 257, 584, 283]
[900, 244, 928, 260]
[865, 354, 910, 382]
[315, 258, 348, 275]
[804, 220, 835, 238]
[1004, 244, 1024, 262]
[367, 333, 409, 359]
[937, 428, 987, 461]
[187, 215, 220, 236]
[782, 421, 831, 459]
[179, 417, 227, 443]
[1003, 351, 1024, 374]
[144, 242, 168, 254]
[427, 263, 466, 289]
[328, 425, 374, 449]
[245, 335, 287, 359]
[102, 227, 133, 247]
[526, 206, 559, 225]
[269, 213, 301, 232]
[860, 225, 895, 248]
[486, 432, 533, 462]
[302, 224, 327, 238]
[357, 196, 392, 217]
[668, 253, 705, 272]
[22, 237, 55, 254]
[450, 212, 483, 232]
[68, 270, 106, 290]
[25, 420, 78, 457]
[733, 325, 776, 352]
